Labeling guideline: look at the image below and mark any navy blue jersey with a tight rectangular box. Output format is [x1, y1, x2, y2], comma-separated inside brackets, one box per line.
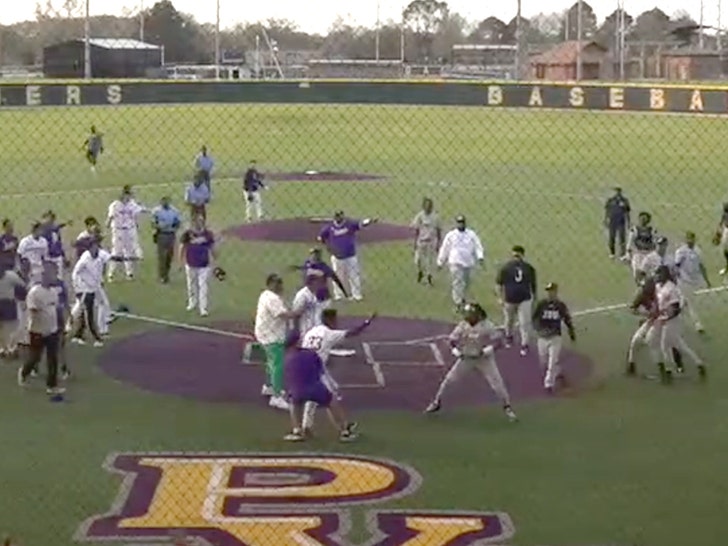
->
[243, 169, 264, 193]
[496, 259, 536, 304]
[532, 298, 574, 338]
[631, 225, 656, 252]
[605, 195, 630, 224]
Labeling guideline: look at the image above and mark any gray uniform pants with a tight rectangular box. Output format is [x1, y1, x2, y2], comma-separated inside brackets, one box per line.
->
[156, 232, 176, 282]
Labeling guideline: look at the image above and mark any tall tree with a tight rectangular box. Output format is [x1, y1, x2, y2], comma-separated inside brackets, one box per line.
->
[529, 12, 564, 44]
[560, 1, 598, 40]
[469, 16, 507, 44]
[631, 7, 671, 41]
[144, 0, 207, 62]
[431, 11, 467, 61]
[596, 9, 633, 46]
[402, 0, 449, 61]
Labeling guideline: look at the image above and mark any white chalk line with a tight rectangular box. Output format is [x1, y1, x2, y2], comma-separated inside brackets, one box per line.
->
[116, 284, 728, 345]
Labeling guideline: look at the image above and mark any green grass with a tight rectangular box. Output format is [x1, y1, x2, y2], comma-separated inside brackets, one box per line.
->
[1, 103, 728, 546]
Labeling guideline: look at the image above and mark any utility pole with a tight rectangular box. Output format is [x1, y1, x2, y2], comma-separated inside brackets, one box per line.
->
[515, 0, 522, 79]
[576, 0, 583, 80]
[84, 0, 91, 79]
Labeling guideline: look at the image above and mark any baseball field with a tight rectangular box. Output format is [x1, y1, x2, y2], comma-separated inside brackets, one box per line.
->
[0, 100, 727, 546]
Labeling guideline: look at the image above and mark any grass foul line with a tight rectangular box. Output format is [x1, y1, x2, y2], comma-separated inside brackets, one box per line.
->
[117, 285, 727, 342]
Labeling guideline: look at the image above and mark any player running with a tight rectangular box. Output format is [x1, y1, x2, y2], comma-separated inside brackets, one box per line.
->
[282, 331, 359, 443]
[424, 303, 517, 422]
[496, 245, 537, 356]
[532, 283, 576, 393]
[298, 309, 377, 435]
[624, 211, 658, 282]
[82, 125, 104, 173]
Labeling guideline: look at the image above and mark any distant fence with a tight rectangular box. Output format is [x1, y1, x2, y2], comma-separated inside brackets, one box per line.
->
[0, 80, 727, 114]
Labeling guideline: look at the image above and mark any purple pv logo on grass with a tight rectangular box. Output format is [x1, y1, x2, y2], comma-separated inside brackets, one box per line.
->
[75, 452, 631, 546]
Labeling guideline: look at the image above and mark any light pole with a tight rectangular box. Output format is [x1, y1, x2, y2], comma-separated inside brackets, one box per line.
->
[375, 1, 381, 61]
[576, 0, 583, 80]
[515, 0, 522, 80]
[140, 0, 145, 42]
[84, 0, 91, 79]
[214, 0, 221, 79]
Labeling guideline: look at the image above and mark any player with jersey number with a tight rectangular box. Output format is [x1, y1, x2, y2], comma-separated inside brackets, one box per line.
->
[411, 198, 441, 286]
[624, 212, 658, 282]
[496, 245, 537, 357]
[283, 330, 359, 443]
[106, 185, 147, 282]
[674, 231, 711, 334]
[424, 303, 517, 421]
[653, 265, 705, 384]
[532, 283, 576, 393]
[299, 309, 377, 436]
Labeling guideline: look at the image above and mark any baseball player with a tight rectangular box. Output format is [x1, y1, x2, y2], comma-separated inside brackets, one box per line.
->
[0, 219, 19, 271]
[299, 309, 376, 435]
[437, 215, 485, 310]
[291, 273, 323, 336]
[82, 125, 104, 173]
[39, 211, 71, 276]
[411, 197, 441, 286]
[193, 146, 214, 188]
[604, 187, 631, 259]
[653, 265, 705, 384]
[674, 231, 711, 334]
[17, 222, 50, 284]
[496, 245, 537, 356]
[318, 211, 378, 301]
[179, 214, 219, 317]
[640, 236, 674, 279]
[532, 283, 576, 393]
[243, 160, 266, 222]
[624, 211, 658, 282]
[283, 331, 359, 443]
[424, 303, 517, 421]
[106, 185, 147, 281]
[714, 202, 728, 276]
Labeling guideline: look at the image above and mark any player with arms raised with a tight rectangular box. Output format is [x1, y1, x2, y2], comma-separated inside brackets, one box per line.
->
[532, 283, 576, 393]
[424, 303, 517, 422]
[624, 212, 658, 283]
[299, 309, 376, 435]
[496, 245, 536, 356]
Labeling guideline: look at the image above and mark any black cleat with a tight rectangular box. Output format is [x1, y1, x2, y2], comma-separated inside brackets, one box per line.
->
[698, 365, 707, 381]
[417, 271, 423, 283]
[427, 274, 433, 286]
[626, 362, 636, 376]
[658, 363, 672, 385]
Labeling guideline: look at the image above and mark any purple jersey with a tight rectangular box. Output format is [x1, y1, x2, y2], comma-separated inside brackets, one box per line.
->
[0, 234, 18, 270]
[181, 229, 215, 268]
[284, 348, 324, 393]
[42, 224, 65, 258]
[319, 220, 360, 260]
[302, 259, 335, 301]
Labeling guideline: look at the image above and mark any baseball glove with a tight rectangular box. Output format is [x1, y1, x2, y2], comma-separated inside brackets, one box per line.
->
[213, 266, 227, 281]
[712, 231, 722, 246]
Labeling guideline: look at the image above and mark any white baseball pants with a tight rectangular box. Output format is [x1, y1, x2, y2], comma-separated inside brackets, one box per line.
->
[414, 241, 437, 276]
[331, 255, 362, 300]
[448, 264, 472, 305]
[96, 287, 112, 335]
[434, 355, 510, 404]
[246, 192, 263, 221]
[186, 265, 211, 314]
[630, 251, 648, 279]
[108, 227, 141, 278]
[14, 302, 29, 346]
[627, 318, 661, 364]
[678, 281, 703, 330]
[660, 318, 703, 369]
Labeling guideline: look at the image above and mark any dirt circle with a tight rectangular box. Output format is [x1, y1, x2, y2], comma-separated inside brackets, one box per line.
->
[99, 316, 593, 411]
[223, 218, 414, 243]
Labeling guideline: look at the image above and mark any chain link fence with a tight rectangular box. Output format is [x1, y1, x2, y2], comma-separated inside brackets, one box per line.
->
[1, 1, 727, 546]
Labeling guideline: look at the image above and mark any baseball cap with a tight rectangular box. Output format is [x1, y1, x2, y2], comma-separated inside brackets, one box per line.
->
[455, 215, 466, 223]
[545, 282, 558, 291]
[512, 245, 525, 255]
[657, 236, 668, 244]
[614, 186, 622, 192]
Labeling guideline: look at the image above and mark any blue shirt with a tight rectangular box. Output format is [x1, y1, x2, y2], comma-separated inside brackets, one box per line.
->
[185, 183, 211, 206]
[195, 154, 214, 173]
[152, 205, 182, 233]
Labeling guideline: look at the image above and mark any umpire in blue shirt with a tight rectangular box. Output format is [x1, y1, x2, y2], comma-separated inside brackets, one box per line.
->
[604, 187, 631, 259]
[151, 196, 182, 283]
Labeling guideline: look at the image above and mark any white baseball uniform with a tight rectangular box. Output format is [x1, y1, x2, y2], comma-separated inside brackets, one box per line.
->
[292, 286, 320, 336]
[17, 235, 49, 284]
[656, 280, 702, 369]
[412, 210, 441, 276]
[437, 228, 484, 305]
[626, 225, 658, 278]
[641, 250, 674, 279]
[106, 199, 145, 279]
[674, 244, 706, 331]
[71, 249, 113, 340]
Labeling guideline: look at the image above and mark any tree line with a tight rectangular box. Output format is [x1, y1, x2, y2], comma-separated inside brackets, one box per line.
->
[0, 0, 700, 66]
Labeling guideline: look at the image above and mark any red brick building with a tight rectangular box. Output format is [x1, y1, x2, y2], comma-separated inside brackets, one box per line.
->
[530, 40, 608, 81]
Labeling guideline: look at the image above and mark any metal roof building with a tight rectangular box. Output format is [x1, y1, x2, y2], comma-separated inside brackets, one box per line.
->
[43, 38, 164, 79]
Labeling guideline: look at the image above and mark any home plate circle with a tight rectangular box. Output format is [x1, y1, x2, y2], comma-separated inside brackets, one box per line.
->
[99, 316, 593, 412]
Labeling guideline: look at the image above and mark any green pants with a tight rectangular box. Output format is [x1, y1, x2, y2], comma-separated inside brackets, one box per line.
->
[263, 342, 284, 394]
